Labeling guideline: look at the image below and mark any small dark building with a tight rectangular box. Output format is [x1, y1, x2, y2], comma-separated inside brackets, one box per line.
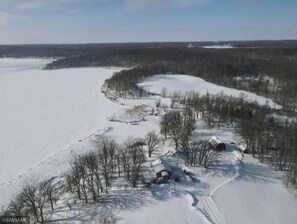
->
[239, 145, 249, 154]
[208, 136, 225, 151]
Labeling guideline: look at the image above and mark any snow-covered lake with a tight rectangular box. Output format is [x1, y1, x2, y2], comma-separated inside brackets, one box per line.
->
[0, 59, 121, 184]
[0, 58, 158, 207]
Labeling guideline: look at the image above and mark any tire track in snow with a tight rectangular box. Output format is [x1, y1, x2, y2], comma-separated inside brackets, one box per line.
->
[185, 191, 214, 224]
[198, 150, 242, 224]
[199, 196, 226, 224]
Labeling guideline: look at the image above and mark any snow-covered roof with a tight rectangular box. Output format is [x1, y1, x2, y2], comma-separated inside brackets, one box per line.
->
[210, 136, 223, 144]
[160, 171, 169, 177]
[239, 145, 247, 151]
[151, 159, 162, 167]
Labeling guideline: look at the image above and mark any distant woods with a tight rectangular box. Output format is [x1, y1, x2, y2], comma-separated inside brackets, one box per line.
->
[87, 47, 297, 114]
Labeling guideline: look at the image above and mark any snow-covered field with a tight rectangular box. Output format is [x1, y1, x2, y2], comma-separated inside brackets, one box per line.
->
[0, 59, 296, 224]
[138, 74, 281, 109]
[202, 44, 234, 49]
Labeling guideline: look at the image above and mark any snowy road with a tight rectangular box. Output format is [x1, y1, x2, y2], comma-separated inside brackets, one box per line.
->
[197, 146, 241, 224]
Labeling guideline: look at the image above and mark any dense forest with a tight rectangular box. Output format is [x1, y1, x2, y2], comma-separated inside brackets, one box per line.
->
[1, 40, 297, 58]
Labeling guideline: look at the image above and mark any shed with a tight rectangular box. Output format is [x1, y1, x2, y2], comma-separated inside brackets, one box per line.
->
[151, 159, 172, 180]
[239, 145, 248, 154]
[208, 136, 225, 151]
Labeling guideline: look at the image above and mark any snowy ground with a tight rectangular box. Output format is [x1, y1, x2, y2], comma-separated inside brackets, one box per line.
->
[138, 74, 281, 109]
[0, 59, 296, 224]
[215, 155, 297, 224]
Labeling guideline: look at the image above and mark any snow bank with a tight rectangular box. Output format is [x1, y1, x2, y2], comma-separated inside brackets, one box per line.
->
[138, 74, 281, 109]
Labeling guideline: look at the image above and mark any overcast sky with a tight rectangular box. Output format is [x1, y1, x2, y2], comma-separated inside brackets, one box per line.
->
[0, 0, 296, 44]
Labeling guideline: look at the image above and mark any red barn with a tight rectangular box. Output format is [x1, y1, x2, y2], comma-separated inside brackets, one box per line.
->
[208, 136, 225, 151]
[239, 145, 249, 154]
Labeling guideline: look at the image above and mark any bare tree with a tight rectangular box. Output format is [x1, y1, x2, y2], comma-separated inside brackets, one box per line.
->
[6, 194, 26, 219]
[77, 157, 88, 204]
[66, 159, 82, 200]
[119, 146, 131, 181]
[82, 152, 101, 202]
[155, 98, 161, 109]
[129, 140, 146, 188]
[21, 184, 39, 223]
[96, 137, 117, 194]
[203, 144, 220, 169]
[145, 131, 162, 157]
[160, 113, 170, 139]
[165, 111, 183, 150]
[183, 140, 221, 169]
[161, 87, 168, 98]
[43, 177, 58, 210]
[35, 182, 48, 223]
[239, 119, 258, 157]
[122, 137, 146, 187]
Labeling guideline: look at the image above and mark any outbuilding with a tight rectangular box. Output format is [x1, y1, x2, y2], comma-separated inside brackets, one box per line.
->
[239, 144, 248, 154]
[208, 136, 225, 151]
[151, 159, 172, 180]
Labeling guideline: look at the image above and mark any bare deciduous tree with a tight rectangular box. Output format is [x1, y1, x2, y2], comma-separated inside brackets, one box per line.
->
[161, 87, 168, 98]
[145, 131, 162, 157]
[36, 182, 48, 223]
[21, 184, 39, 223]
[43, 177, 58, 210]
[7, 194, 26, 219]
[66, 159, 82, 201]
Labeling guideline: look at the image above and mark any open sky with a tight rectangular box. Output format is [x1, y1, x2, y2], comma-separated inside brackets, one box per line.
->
[0, 0, 296, 44]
